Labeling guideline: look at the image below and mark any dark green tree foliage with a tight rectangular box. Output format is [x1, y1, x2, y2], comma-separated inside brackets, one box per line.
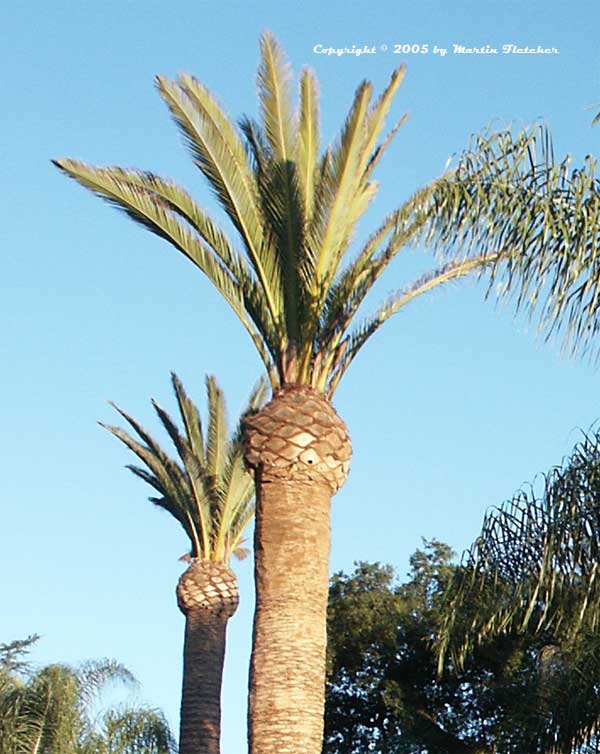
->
[324, 542, 600, 754]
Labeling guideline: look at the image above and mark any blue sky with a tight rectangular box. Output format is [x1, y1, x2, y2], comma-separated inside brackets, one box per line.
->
[2, 0, 600, 751]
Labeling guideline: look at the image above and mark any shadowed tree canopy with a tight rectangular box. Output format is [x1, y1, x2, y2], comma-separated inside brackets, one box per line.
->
[325, 538, 600, 754]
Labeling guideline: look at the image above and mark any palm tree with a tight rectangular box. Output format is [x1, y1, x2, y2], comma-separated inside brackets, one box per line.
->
[437, 428, 600, 753]
[0, 637, 175, 754]
[101, 373, 266, 754]
[91, 706, 177, 754]
[52, 35, 600, 753]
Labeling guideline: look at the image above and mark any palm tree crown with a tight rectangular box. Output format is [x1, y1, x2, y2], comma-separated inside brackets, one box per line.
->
[54, 33, 496, 398]
[101, 373, 266, 563]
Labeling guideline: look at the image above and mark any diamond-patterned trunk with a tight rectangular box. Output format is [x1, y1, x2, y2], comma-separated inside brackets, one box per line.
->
[243, 385, 351, 754]
[177, 560, 239, 754]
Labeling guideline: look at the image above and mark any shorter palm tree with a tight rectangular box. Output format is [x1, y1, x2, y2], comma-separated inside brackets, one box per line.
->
[102, 373, 267, 754]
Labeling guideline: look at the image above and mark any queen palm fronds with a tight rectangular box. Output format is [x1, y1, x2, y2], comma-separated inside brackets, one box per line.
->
[424, 125, 600, 361]
[439, 428, 600, 667]
[101, 373, 268, 563]
[53, 34, 596, 399]
[95, 705, 177, 754]
[0, 641, 170, 754]
[437, 428, 600, 753]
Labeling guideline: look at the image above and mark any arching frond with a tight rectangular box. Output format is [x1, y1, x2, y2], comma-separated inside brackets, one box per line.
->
[434, 429, 600, 752]
[324, 254, 495, 395]
[53, 159, 279, 383]
[101, 412, 191, 511]
[100, 705, 177, 754]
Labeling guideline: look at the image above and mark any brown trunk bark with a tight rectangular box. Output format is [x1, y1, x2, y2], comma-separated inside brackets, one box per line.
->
[179, 608, 229, 754]
[243, 386, 351, 754]
[177, 561, 239, 754]
[248, 472, 333, 754]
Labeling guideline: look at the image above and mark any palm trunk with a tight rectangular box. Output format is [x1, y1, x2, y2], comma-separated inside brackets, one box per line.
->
[177, 561, 239, 754]
[249, 474, 332, 753]
[179, 609, 228, 754]
[243, 386, 351, 754]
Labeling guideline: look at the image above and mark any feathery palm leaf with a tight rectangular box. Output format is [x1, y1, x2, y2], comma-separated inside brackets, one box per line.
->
[424, 125, 600, 360]
[102, 373, 268, 562]
[98, 706, 177, 754]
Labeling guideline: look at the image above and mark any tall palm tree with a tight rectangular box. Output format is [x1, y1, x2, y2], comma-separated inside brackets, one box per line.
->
[53, 34, 600, 753]
[101, 373, 266, 754]
[437, 428, 600, 753]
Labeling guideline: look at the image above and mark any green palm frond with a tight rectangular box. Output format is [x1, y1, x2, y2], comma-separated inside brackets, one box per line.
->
[102, 374, 267, 562]
[205, 375, 227, 484]
[101, 413, 191, 509]
[52, 159, 280, 388]
[170, 372, 206, 466]
[310, 80, 374, 298]
[361, 65, 407, 180]
[258, 32, 295, 162]
[296, 68, 319, 224]
[157, 73, 284, 323]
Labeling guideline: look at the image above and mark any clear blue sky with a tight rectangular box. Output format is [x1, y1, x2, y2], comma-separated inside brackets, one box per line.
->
[2, 0, 600, 751]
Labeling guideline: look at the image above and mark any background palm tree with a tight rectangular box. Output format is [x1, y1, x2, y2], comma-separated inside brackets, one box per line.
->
[438, 427, 600, 753]
[0, 636, 175, 754]
[53, 34, 600, 754]
[102, 373, 266, 754]
[102, 374, 266, 754]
